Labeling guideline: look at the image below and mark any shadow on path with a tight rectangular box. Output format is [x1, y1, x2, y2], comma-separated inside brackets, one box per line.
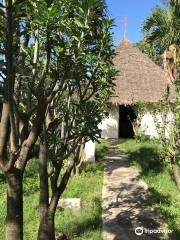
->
[102, 140, 164, 240]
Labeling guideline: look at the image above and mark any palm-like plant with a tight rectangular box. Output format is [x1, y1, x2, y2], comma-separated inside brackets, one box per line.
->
[142, 0, 180, 48]
[142, 1, 180, 190]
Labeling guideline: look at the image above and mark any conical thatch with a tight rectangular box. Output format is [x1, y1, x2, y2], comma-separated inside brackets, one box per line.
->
[111, 38, 175, 105]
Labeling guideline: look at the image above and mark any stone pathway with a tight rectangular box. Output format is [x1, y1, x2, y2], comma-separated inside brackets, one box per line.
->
[102, 139, 164, 240]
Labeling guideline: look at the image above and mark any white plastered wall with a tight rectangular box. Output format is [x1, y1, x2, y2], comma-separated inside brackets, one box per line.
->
[99, 106, 173, 139]
[98, 105, 119, 139]
[140, 112, 157, 137]
[85, 109, 173, 162]
[140, 111, 173, 138]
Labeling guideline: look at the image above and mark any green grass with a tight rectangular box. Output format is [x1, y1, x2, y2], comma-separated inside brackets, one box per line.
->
[118, 139, 180, 240]
[0, 140, 108, 240]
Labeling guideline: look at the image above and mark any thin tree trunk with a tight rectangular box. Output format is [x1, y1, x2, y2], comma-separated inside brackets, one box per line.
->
[171, 161, 180, 190]
[5, 170, 23, 240]
[38, 213, 55, 240]
[72, 142, 85, 176]
[38, 134, 56, 240]
[171, 137, 180, 190]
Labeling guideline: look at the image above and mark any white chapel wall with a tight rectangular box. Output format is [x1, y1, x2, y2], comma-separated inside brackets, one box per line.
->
[98, 105, 173, 140]
[140, 112, 157, 137]
[99, 105, 119, 139]
[140, 111, 173, 138]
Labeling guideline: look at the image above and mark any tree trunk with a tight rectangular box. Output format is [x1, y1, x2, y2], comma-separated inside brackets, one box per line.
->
[38, 134, 55, 240]
[38, 213, 55, 240]
[171, 161, 180, 190]
[5, 170, 23, 240]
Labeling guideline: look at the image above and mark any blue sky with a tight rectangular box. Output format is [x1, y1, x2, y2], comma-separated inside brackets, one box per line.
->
[106, 0, 163, 45]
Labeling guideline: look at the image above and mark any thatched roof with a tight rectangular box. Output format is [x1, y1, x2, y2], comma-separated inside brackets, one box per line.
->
[111, 38, 175, 105]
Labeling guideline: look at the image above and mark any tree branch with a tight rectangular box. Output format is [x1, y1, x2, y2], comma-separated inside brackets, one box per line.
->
[49, 164, 74, 214]
[4, 0, 18, 152]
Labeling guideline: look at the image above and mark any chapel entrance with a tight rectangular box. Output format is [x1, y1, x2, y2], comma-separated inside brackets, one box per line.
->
[119, 105, 136, 138]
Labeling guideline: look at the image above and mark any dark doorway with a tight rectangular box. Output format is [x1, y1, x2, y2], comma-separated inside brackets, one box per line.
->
[119, 105, 136, 138]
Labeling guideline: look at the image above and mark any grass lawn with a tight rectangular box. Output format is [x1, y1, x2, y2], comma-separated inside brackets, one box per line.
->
[0, 140, 108, 239]
[118, 139, 180, 240]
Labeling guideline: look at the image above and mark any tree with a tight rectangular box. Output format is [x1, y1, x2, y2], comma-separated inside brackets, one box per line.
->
[142, 0, 180, 189]
[142, 0, 180, 48]
[37, 1, 115, 239]
[0, 0, 66, 239]
[137, 37, 164, 66]
[0, 0, 115, 239]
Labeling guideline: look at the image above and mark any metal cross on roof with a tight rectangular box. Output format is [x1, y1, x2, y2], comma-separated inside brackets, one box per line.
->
[118, 17, 133, 39]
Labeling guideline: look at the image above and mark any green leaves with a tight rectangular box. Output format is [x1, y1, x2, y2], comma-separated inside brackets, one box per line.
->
[45, 0, 115, 145]
[141, 1, 180, 167]
[0, 0, 115, 157]
[0, 1, 115, 237]
[137, 37, 164, 66]
[142, 0, 180, 47]
[74, 19, 84, 28]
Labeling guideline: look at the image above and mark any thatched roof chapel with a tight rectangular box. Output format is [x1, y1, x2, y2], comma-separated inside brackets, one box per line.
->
[111, 38, 174, 105]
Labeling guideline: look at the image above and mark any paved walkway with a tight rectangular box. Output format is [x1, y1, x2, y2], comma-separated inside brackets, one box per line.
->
[102, 139, 164, 240]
